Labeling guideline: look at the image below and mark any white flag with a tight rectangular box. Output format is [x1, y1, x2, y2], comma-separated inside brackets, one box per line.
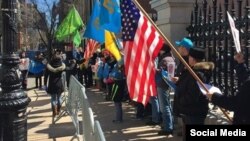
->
[227, 11, 241, 53]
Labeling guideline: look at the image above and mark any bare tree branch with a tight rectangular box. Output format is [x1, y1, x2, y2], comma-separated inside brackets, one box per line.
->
[28, 0, 59, 58]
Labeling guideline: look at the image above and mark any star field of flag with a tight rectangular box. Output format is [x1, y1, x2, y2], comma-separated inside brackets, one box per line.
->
[121, 0, 140, 41]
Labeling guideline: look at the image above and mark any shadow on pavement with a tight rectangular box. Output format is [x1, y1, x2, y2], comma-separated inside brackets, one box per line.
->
[85, 88, 182, 141]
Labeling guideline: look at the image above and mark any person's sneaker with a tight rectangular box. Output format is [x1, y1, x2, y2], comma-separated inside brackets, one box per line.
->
[166, 134, 174, 138]
[158, 130, 173, 136]
[146, 121, 160, 125]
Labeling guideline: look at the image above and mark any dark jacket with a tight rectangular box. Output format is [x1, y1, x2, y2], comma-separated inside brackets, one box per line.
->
[175, 56, 188, 77]
[110, 65, 125, 102]
[111, 80, 125, 102]
[211, 63, 250, 124]
[173, 62, 214, 117]
[44, 58, 66, 94]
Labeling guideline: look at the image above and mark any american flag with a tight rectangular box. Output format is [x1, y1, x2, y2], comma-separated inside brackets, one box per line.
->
[121, 0, 164, 105]
[84, 39, 99, 60]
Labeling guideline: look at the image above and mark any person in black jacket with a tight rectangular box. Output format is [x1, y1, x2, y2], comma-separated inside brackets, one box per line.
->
[207, 53, 250, 124]
[44, 49, 66, 117]
[174, 47, 214, 141]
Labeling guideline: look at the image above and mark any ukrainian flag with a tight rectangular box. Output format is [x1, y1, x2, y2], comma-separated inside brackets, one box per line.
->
[105, 31, 122, 62]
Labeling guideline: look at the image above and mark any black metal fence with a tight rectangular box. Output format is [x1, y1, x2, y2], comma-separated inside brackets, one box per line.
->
[187, 0, 250, 96]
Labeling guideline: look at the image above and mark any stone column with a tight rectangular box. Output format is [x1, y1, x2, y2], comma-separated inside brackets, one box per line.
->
[150, 0, 195, 44]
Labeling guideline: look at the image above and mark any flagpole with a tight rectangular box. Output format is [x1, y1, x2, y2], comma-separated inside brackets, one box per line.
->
[132, 0, 232, 123]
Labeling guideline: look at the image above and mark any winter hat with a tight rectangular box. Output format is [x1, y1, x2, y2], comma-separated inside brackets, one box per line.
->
[161, 43, 171, 53]
[175, 37, 194, 50]
[189, 47, 205, 60]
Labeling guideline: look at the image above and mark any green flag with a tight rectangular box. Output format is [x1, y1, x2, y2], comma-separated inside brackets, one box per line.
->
[72, 31, 81, 47]
[55, 6, 84, 42]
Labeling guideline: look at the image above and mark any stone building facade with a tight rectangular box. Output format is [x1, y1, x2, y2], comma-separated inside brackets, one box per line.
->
[150, 0, 195, 44]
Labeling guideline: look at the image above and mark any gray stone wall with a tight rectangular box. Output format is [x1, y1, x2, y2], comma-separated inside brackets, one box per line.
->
[150, 0, 195, 44]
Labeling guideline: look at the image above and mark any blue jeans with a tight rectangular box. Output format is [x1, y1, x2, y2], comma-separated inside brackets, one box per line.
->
[114, 102, 123, 121]
[51, 93, 62, 108]
[150, 96, 161, 123]
[157, 87, 173, 132]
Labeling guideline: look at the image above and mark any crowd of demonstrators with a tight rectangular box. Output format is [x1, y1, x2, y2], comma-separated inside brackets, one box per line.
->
[23, 36, 250, 139]
[207, 53, 250, 124]
[44, 49, 66, 117]
[85, 49, 129, 123]
[19, 51, 30, 90]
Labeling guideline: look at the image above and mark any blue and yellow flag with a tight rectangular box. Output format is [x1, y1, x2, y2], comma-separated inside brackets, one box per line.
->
[83, 0, 105, 43]
[100, 0, 121, 33]
[105, 31, 122, 62]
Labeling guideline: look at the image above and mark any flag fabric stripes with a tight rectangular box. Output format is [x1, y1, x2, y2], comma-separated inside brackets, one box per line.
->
[84, 39, 99, 60]
[121, 0, 164, 105]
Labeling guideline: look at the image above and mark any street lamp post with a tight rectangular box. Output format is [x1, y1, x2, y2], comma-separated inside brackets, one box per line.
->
[0, 0, 30, 141]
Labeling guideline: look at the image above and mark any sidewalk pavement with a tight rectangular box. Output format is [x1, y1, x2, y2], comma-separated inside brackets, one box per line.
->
[27, 78, 79, 141]
[26, 77, 182, 141]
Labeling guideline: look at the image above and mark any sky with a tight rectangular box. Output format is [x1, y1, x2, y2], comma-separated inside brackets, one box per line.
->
[28, 0, 59, 26]
[27, 0, 59, 12]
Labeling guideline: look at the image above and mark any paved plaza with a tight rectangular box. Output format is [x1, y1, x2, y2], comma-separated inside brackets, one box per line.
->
[26, 77, 182, 141]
